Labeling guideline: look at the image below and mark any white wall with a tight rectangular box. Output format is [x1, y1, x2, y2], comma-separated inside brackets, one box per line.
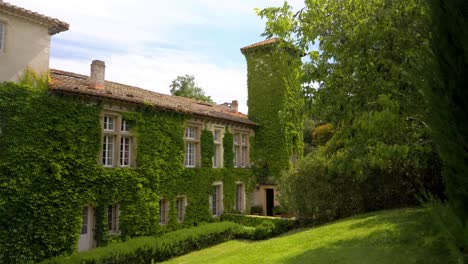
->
[0, 12, 51, 81]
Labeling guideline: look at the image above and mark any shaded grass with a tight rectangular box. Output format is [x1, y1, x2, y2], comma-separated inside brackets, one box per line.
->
[164, 208, 455, 264]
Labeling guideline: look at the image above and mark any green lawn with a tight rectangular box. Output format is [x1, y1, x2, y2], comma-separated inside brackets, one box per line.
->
[164, 208, 454, 264]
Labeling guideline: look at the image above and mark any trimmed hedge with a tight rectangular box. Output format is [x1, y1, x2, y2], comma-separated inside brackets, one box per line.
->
[42, 222, 240, 264]
[221, 213, 297, 240]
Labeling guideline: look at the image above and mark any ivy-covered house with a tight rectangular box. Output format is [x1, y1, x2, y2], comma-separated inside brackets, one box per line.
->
[0, 1, 303, 261]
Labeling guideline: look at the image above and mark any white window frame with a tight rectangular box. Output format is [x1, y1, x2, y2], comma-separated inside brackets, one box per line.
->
[101, 114, 133, 168]
[176, 196, 187, 223]
[210, 182, 223, 217]
[213, 128, 223, 168]
[108, 203, 120, 234]
[102, 135, 115, 167]
[234, 132, 249, 168]
[159, 198, 169, 225]
[184, 125, 199, 168]
[235, 182, 246, 213]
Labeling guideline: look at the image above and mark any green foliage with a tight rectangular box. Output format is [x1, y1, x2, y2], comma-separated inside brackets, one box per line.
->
[0, 80, 255, 263]
[43, 222, 241, 264]
[426, 0, 468, 254]
[258, 0, 443, 220]
[221, 213, 297, 240]
[223, 132, 234, 169]
[169, 75, 213, 103]
[243, 41, 304, 182]
[311, 123, 334, 147]
[200, 130, 214, 168]
[250, 206, 262, 215]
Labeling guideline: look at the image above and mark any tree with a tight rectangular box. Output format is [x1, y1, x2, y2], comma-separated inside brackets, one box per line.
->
[258, 0, 443, 218]
[426, 0, 468, 254]
[169, 75, 213, 103]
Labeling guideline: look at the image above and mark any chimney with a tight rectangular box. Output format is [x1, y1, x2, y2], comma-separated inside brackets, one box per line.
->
[89, 60, 106, 90]
[231, 100, 238, 112]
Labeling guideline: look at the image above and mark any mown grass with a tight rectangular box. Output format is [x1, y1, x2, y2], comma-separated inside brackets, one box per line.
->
[164, 208, 456, 264]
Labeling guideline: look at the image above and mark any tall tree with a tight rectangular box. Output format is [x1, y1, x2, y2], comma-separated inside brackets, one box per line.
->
[427, 0, 468, 254]
[169, 75, 213, 103]
[258, 0, 442, 217]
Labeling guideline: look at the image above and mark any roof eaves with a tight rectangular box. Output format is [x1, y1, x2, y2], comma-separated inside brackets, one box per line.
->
[0, 1, 69, 35]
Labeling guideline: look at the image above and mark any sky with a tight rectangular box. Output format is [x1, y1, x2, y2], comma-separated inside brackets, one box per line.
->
[8, 0, 305, 113]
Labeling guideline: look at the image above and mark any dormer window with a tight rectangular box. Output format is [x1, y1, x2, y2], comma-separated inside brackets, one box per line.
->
[0, 22, 4, 52]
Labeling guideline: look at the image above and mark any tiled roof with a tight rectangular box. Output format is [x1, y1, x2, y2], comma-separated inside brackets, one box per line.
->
[240, 38, 280, 53]
[49, 69, 256, 127]
[0, 1, 69, 35]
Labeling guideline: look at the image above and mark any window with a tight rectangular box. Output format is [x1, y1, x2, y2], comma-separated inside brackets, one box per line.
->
[210, 183, 223, 216]
[159, 198, 169, 225]
[235, 183, 245, 212]
[101, 114, 133, 167]
[213, 129, 223, 168]
[0, 22, 4, 52]
[234, 132, 250, 168]
[176, 196, 187, 223]
[108, 204, 119, 234]
[184, 126, 199, 167]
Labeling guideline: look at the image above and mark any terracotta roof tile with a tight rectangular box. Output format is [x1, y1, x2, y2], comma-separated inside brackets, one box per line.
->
[49, 69, 256, 127]
[0, 1, 69, 35]
[240, 38, 280, 53]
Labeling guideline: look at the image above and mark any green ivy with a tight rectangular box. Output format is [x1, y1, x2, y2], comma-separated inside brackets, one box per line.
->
[201, 130, 214, 168]
[0, 81, 255, 263]
[223, 132, 234, 169]
[242, 42, 304, 182]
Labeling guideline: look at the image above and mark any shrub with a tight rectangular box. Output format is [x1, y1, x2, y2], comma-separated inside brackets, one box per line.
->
[42, 222, 240, 264]
[250, 206, 262, 215]
[221, 213, 296, 240]
[272, 205, 287, 215]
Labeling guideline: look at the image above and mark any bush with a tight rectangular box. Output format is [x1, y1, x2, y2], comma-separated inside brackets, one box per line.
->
[279, 150, 364, 224]
[272, 205, 287, 215]
[250, 206, 262, 215]
[42, 222, 240, 264]
[221, 213, 297, 240]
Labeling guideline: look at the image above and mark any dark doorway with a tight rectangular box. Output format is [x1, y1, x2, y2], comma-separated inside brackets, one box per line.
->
[266, 188, 274, 216]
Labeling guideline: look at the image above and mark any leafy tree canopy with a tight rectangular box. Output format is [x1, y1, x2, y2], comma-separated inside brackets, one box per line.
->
[260, 0, 443, 222]
[169, 75, 213, 103]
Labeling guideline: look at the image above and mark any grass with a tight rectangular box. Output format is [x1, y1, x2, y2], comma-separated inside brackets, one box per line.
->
[164, 208, 455, 264]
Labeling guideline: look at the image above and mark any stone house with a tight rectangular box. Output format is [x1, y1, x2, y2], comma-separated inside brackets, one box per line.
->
[0, 1, 303, 254]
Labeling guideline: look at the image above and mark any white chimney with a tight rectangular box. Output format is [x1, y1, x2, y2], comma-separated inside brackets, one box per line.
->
[89, 60, 105, 90]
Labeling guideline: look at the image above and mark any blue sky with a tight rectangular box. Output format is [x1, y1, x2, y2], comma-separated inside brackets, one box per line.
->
[8, 0, 305, 113]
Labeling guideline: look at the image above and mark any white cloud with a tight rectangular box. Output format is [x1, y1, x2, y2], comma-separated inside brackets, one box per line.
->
[7, 0, 307, 113]
[51, 48, 249, 113]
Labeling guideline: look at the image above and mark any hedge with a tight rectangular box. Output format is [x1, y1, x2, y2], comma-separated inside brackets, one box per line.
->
[221, 213, 297, 240]
[42, 222, 240, 264]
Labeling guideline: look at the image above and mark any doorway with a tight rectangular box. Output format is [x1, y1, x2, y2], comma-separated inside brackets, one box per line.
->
[266, 188, 274, 216]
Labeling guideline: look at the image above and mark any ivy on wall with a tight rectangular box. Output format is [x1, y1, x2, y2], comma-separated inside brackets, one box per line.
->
[223, 132, 234, 169]
[242, 42, 304, 182]
[201, 130, 214, 168]
[0, 81, 255, 263]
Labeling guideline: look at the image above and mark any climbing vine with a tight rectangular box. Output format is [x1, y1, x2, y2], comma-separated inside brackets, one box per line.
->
[242, 42, 304, 181]
[201, 130, 214, 168]
[0, 80, 254, 263]
[223, 132, 234, 169]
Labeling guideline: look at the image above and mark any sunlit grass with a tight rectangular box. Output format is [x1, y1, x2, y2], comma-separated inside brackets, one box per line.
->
[164, 208, 453, 264]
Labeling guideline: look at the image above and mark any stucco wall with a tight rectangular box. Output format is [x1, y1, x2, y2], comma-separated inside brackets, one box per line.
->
[0, 12, 51, 81]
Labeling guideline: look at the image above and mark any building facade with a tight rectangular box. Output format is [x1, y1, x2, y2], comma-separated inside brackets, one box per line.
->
[0, 1, 303, 259]
[0, 1, 68, 81]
